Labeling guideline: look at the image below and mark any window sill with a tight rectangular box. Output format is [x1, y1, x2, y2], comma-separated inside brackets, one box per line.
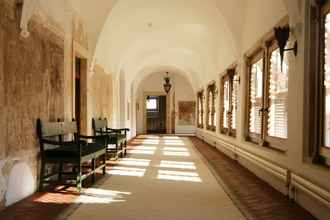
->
[245, 137, 287, 154]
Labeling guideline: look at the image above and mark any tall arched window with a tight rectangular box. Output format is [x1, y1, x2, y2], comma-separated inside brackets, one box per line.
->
[207, 83, 216, 131]
[197, 90, 204, 128]
[245, 28, 289, 151]
[220, 67, 238, 137]
[308, 0, 330, 165]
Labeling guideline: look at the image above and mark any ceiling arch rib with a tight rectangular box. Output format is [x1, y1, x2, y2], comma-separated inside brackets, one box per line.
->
[132, 64, 197, 98]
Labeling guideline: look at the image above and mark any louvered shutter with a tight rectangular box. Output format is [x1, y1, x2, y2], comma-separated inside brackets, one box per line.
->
[231, 74, 239, 130]
[267, 48, 288, 139]
[249, 59, 263, 135]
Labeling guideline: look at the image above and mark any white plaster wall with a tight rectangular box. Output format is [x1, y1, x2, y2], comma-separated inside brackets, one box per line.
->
[241, 0, 287, 52]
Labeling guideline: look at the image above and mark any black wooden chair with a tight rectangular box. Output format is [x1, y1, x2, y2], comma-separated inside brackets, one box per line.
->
[92, 118, 129, 158]
[36, 119, 107, 192]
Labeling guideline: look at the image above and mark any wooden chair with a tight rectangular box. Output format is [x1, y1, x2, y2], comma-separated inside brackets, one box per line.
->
[92, 118, 129, 158]
[36, 119, 107, 192]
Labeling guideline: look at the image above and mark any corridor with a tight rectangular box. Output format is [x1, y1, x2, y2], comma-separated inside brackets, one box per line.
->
[1, 1, 330, 219]
[69, 135, 245, 220]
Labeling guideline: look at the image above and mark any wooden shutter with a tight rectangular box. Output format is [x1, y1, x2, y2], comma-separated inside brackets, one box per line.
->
[231, 74, 239, 133]
[266, 47, 288, 140]
[248, 57, 264, 139]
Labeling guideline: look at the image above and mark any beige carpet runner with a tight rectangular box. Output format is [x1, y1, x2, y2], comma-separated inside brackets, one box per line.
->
[68, 135, 245, 220]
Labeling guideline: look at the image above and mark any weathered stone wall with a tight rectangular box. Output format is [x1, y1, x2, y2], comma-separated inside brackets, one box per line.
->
[90, 65, 113, 124]
[0, 0, 65, 210]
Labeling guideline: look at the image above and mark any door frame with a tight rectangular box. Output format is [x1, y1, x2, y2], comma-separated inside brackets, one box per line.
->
[143, 92, 171, 134]
[72, 42, 88, 134]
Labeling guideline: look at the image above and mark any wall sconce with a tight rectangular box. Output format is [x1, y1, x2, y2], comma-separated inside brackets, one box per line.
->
[274, 25, 298, 70]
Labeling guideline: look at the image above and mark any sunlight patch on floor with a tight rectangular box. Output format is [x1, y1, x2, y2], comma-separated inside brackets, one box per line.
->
[159, 160, 196, 170]
[157, 170, 202, 183]
[127, 145, 157, 151]
[126, 149, 156, 155]
[132, 140, 160, 145]
[110, 158, 151, 167]
[162, 136, 180, 140]
[163, 140, 185, 146]
[163, 151, 190, 157]
[163, 147, 188, 152]
[107, 166, 146, 177]
[76, 188, 131, 204]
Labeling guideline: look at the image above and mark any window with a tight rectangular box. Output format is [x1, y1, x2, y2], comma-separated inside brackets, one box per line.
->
[146, 97, 158, 111]
[310, 1, 330, 164]
[197, 91, 204, 128]
[220, 68, 239, 137]
[207, 83, 216, 131]
[246, 39, 289, 151]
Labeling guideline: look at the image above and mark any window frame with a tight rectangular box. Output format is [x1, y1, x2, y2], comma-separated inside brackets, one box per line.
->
[197, 90, 204, 128]
[220, 67, 238, 137]
[312, 0, 330, 165]
[206, 83, 216, 131]
[245, 32, 289, 152]
[245, 48, 266, 145]
[264, 40, 289, 150]
[146, 97, 159, 112]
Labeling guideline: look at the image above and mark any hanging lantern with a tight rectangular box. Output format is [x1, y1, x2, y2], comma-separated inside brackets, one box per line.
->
[163, 72, 172, 93]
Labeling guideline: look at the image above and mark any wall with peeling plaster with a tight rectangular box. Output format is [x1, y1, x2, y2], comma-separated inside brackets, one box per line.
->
[0, 0, 65, 210]
[90, 65, 113, 125]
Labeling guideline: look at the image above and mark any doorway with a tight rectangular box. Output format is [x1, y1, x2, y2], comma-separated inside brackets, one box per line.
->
[146, 96, 166, 134]
[75, 57, 81, 131]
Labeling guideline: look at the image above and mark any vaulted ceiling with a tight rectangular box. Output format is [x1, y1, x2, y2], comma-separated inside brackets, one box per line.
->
[27, 0, 292, 89]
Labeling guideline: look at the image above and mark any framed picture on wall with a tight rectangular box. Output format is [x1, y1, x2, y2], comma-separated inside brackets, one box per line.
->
[178, 101, 196, 126]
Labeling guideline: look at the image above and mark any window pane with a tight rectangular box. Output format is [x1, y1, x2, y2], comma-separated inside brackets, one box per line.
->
[146, 98, 157, 110]
[249, 59, 263, 134]
[232, 74, 239, 130]
[324, 13, 330, 147]
[198, 96, 202, 125]
[223, 80, 230, 128]
[267, 48, 288, 139]
[208, 90, 213, 126]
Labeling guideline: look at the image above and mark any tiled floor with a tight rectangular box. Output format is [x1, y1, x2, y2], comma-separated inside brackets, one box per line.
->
[189, 137, 316, 220]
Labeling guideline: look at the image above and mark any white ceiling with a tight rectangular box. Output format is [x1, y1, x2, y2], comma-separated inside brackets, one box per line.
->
[31, 0, 290, 89]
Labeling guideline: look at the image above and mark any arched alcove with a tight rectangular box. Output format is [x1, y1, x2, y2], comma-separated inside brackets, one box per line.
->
[5, 163, 35, 207]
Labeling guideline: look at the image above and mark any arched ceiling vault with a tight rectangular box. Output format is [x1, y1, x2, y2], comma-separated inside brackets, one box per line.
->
[22, 0, 293, 87]
[93, 0, 240, 84]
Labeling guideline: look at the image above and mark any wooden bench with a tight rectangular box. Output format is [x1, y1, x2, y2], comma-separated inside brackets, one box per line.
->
[36, 119, 107, 192]
[92, 118, 129, 158]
